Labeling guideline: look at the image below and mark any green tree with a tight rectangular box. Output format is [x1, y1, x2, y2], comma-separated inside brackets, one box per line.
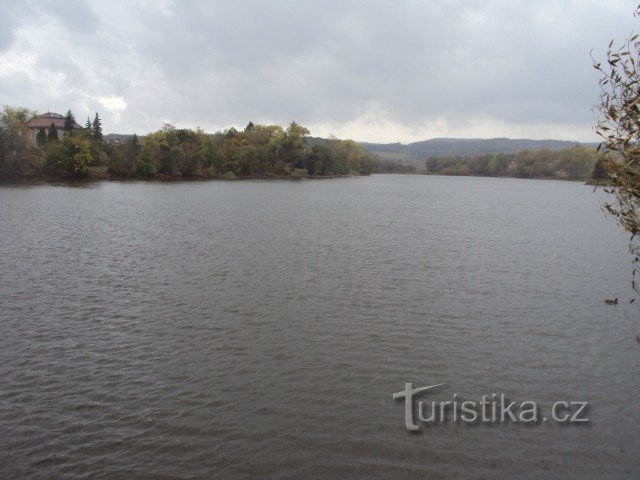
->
[0, 127, 9, 175]
[92, 112, 103, 142]
[47, 122, 59, 142]
[489, 153, 512, 176]
[126, 134, 141, 173]
[328, 138, 372, 174]
[425, 157, 438, 173]
[592, 157, 609, 181]
[108, 134, 141, 177]
[159, 145, 183, 175]
[182, 148, 205, 176]
[136, 131, 164, 176]
[553, 145, 596, 180]
[0, 106, 42, 176]
[36, 127, 47, 147]
[63, 109, 76, 132]
[530, 149, 555, 178]
[245, 124, 283, 173]
[309, 144, 339, 175]
[106, 146, 129, 177]
[85, 117, 91, 130]
[467, 155, 491, 176]
[202, 136, 224, 174]
[266, 122, 311, 171]
[101, 121, 374, 179]
[218, 135, 244, 175]
[45, 136, 92, 177]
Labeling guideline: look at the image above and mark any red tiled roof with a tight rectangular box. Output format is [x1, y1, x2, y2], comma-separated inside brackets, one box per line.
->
[27, 112, 82, 130]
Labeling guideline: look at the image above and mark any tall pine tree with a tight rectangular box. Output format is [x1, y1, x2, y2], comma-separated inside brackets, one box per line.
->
[92, 113, 103, 142]
[85, 117, 91, 130]
[36, 127, 47, 146]
[47, 122, 59, 142]
[63, 109, 76, 132]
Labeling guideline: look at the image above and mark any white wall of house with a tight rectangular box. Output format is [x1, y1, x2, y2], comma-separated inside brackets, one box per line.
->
[27, 126, 65, 145]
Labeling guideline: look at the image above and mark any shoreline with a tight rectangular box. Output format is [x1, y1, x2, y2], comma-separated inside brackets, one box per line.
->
[0, 172, 599, 186]
[0, 172, 369, 185]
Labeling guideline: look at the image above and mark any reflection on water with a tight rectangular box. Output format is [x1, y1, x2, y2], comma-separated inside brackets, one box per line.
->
[0, 175, 638, 479]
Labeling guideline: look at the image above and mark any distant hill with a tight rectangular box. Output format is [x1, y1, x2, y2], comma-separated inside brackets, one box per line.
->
[361, 137, 599, 162]
[106, 133, 598, 163]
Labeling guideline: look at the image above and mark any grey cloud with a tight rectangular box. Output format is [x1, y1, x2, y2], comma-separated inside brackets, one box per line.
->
[40, 0, 99, 34]
[0, 0, 637, 140]
[0, 2, 23, 51]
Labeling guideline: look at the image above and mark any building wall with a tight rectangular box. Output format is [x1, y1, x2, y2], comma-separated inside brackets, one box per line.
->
[27, 126, 65, 146]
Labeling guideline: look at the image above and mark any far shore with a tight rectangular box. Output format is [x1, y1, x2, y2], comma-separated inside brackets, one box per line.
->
[0, 171, 369, 185]
[0, 171, 603, 186]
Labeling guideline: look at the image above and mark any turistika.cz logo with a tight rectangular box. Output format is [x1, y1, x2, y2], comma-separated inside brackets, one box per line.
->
[392, 383, 589, 431]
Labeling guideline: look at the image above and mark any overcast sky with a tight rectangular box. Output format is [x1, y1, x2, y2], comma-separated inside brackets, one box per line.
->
[0, 0, 637, 143]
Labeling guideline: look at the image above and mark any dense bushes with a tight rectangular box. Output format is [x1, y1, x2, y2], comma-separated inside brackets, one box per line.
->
[44, 137, 93, 177]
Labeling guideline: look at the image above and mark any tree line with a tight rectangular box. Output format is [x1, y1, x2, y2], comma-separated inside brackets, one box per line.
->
[424, 145, 607, 181]
[372, 158, 417, 173]
[107, 122, 375, 179]
[0, 106, 375, 179]
[0, 104, 608, 182]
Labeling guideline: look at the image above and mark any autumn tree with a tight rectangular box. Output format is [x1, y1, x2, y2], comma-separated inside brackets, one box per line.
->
[0, 106, 42, 176]
[593, 4, 640, 291]
[45, 136, 92, 177]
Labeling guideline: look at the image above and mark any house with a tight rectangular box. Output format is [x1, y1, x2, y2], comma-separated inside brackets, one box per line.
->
[26, 112, 83, 145]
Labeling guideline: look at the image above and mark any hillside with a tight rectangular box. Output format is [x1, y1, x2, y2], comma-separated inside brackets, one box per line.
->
[361, 137, 599, 162]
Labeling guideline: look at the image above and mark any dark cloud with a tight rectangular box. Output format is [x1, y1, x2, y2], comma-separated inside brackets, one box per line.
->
[48, 0, 99, 34]
[0, 2, 22, 51]
[0, 0, 638, 141]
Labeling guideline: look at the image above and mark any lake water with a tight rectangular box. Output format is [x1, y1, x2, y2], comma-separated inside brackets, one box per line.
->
[1, 175, 639, 479]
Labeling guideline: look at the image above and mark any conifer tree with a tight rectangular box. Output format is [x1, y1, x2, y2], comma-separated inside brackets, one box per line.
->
[47, 122, 59, 142]
[92, 112, 103, 142]
[63, 109, 76, 132]
[85, 117, 91, 130]
[36, 127, 47, 146]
